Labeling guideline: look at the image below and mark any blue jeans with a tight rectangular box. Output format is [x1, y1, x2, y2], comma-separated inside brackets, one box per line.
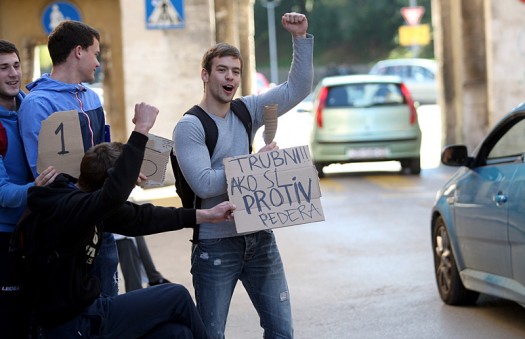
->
[40, 284, 207, 338]
[191, 230, 293, 339]
[92, 232, 119, 296]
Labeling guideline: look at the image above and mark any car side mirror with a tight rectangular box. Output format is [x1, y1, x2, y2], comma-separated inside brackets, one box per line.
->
[441, 145, 470, 166]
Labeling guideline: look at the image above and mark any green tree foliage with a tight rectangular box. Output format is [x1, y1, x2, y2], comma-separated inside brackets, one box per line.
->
[254, 0, 433, 70]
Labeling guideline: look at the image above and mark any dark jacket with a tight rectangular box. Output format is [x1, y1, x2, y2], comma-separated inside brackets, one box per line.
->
[25, 131, 196, 327]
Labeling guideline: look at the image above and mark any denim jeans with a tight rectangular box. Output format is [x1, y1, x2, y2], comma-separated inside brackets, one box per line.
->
[91, 232, 119, 296]
[39, 284, 207, 338]
[191, 230, 293, 339]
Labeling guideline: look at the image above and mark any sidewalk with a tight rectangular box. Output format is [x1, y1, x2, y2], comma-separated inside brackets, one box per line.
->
[129, 184, 179, 204]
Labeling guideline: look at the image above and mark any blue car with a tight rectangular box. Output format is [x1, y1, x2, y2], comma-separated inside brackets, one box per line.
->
[432, 103, 525, 306]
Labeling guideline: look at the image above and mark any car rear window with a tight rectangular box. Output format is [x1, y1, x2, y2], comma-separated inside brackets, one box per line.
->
[325, 83, 404, 108]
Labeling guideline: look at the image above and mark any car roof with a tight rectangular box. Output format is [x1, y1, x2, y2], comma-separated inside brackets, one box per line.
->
[318, 74, 402, 87]
[371, 58, 437, 70]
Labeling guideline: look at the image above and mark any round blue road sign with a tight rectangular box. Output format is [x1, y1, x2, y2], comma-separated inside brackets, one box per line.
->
[42, 2, 82, 35]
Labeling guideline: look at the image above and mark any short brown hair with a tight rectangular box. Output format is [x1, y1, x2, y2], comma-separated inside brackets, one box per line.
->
[48, 20, 100, 66]
[0, 40, 20, 60]
[201, 42, 243, 74]
[77, 142, 123, 192]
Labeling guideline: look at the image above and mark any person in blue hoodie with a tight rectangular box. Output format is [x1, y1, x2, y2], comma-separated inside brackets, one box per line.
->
[17, 20, 120, 299]
[0, 39, 58, 339]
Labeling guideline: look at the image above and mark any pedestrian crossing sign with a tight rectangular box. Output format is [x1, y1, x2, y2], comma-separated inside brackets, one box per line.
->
[146, 0, 185, 30]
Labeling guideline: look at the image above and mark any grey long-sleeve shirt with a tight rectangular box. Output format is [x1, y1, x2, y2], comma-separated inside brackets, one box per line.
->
[173, 34, 314, 239]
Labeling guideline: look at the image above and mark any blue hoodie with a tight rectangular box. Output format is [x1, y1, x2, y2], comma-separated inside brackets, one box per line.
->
[18, 74, 119, 298]
[0, 91, 34, 233]
[18, 74, 105, 177]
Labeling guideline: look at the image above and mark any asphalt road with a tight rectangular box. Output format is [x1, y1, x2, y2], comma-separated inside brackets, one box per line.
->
[132, 165, 525, 339]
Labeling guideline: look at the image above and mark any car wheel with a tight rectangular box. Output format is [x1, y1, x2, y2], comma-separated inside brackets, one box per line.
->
[432, 216, 479, 305]
[314, 162, 325, 178]
[401, 158, 421, 175]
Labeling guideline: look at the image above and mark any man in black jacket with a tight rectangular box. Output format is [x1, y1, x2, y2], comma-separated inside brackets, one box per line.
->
[19, 102, 234, 338]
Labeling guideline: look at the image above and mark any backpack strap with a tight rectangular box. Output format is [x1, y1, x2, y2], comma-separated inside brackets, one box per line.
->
[0, 121, 7, 158]
[185, 105, 220, 156]
[230, 99, 253, 153]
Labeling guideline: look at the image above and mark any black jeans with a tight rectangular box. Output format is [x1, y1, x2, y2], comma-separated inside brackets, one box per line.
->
[0, 232, 25, 339]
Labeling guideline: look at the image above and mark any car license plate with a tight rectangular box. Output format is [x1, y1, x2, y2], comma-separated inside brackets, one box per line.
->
[346, 147, 389, 159]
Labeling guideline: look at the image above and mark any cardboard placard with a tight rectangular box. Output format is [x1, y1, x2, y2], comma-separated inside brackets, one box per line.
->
[37, 111, 172, 186]
[224, 145, 324, 233]
[140, 133, 174, 187]
[37, 110, 84, 177]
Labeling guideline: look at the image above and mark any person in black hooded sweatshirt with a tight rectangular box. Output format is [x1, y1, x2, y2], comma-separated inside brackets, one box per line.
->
[18, 102, 235, 338]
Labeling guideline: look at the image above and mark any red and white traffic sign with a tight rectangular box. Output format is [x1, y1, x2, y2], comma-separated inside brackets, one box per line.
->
[400, 6, 425, 26]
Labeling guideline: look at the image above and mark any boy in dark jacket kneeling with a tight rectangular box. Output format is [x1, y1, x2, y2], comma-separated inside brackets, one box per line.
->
[16, 102, 234, 338]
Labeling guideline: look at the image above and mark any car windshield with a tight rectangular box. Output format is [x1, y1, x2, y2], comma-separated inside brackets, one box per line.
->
[325, 83, 404, 108]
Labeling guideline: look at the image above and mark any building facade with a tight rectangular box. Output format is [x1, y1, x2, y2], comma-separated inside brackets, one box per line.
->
[0, 0, 255, 145]
[434, 0, 525, 149]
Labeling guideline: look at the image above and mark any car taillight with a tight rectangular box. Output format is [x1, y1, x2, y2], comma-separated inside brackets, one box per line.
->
[400, 83, 417, 125]
[316, 86, 328, 128]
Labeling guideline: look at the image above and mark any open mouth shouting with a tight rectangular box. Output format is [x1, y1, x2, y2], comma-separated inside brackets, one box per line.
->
[223, 84, 235, 94]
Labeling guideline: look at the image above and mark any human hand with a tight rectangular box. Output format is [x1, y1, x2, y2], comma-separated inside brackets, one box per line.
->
[282, 12, 308, 38]
[257, 141, 279, 153]
[132, 102, 159, 135]
[34, 166, 58, 187]
[136, 172, 148, 186]
[196, 201, 236, 224]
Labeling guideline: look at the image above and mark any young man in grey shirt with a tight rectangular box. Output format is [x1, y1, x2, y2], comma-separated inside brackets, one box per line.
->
[173, 12, 313, 339]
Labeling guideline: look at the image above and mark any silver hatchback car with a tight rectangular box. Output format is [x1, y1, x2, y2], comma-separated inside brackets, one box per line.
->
[369, 58, 438, 105]
[309, 75, 422, 177]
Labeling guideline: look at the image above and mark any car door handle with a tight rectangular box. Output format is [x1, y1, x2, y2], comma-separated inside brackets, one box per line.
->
[495, 192, 508, 206]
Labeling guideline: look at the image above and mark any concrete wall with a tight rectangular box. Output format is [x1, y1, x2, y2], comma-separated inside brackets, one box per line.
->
[434, 0, 525, 150]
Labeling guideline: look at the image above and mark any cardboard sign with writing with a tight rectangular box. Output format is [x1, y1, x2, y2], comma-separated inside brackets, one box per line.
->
[224, 145, 324, 233]
[140, 133, 174, 188]
[38, 110, 84, 177]
[38, 112, 173, 186]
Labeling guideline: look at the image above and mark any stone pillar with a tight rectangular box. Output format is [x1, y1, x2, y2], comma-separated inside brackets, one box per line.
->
[239, 0, 256, 96]
[431, 0, 455, 147]
[214, 0, 239, 45]
[433, 0, 488, 150]
[459, 0, 488, 150]
[214, 0, 255, 96]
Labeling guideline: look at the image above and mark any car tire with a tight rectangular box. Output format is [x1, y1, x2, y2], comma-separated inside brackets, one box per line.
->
[401, 157, 421, 175]
[432, 216, 479, 305]
[314, 162, 325, 178]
